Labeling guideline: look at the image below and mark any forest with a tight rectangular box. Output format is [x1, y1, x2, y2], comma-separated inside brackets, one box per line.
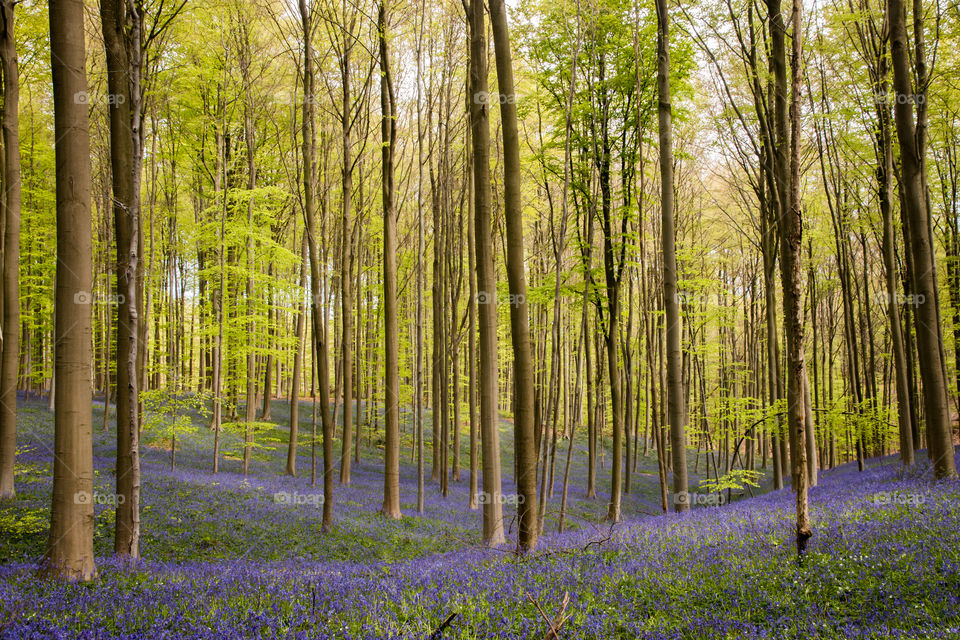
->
[1, 0, 959, 636]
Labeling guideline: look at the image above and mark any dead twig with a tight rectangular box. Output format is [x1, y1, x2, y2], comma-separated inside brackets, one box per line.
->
[426, 613, 457, 640]
[527, 591, 571, 639]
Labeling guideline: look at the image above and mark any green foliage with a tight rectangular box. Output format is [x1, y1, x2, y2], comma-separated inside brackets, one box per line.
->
[141, 389, 211, 451]
[700, 468, 763, 494]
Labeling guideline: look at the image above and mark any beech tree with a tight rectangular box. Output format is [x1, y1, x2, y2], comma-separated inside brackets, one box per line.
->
[489, 0, 539, 551]
[300, 0, 336, 530]
[10, 0, 960, 564]
[99, 0, 143, 560]
[45, 0, 97, 581]
[888, 0, 956, 479]
[379, 0, 401, 520]
[656, 0, 688, 513]
[467, 0, 505, 547]
[0, 0, 20, 501]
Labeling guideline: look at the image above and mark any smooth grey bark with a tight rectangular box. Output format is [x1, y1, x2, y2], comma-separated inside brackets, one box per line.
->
[300, 0, 336, 530]
[287, 234, 309, 476]
[378, 0, 401, 520]
[489, 0, 539, 552]
[0, 0, 20, 501]
[99, 0, 142, 558]
[888, 0, 956, 478]
[467, 0, 505, 546]
[45, 0, 97, 580]
[656, 0, 688, 512]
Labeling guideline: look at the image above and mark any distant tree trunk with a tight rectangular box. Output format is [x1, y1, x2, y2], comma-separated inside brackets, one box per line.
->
[379, 0, 401, 520]
[875, 32, 914, 466]
[489, 0, 538, 552]
[804, 253, 819, 486]
[465, 29, 478, 510]
[584, 221, 597, 499]
[558, 320, 585, 531]
[656, 0, 688, 512]
[238, 29, 258, 476]
[415, 8, 426, 514]
[338, 11, 355, 486]
[468, 0, 505, 546]
[0, 0, 20, 501]
[287, 234, 308, 476]
[261, 271, 274, 421]
[44, 0, 97, 580]
[623, 274, 634, 496]
[888, 0, 956, 478]
[211, 130, 227, 474]
[300, 0, 335, 530]
[100, 0, 142, 558]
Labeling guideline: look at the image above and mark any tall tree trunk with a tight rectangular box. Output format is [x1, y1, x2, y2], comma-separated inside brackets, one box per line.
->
[0, 0, 20, 501]
[656, 0, 688, 512]
[774, 0, 812, 556]
[379, 0, 401, 520]
[300, 0, 335, 530]
[44, 0, 97, 580]
[468, 0, 505, 546]
[239, 29, 257, 476]
[415, 7, 426, 514]
[465, 28, 478, 511]
[338, 8, 355, 485]
[100, 0, 141, 558]
[888, 0, 956, 478]
[489, 0, 538, 552]
[875, 32, 914, 466]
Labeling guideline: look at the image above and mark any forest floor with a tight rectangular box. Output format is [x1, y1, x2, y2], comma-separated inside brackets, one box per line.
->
[2, 397, 960, 638]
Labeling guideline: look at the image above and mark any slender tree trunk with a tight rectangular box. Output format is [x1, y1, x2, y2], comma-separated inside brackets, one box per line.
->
[211, 130, 227, 473]
[465, 29, 478, 510]
[559, 300, 586, 531]
[656, 0, 688, 512]
[287, 234, 309, 476]
[489, 0, 538, 552]
[875, 35, 914, 466]
[415, 8, 426, 514]
[773, 0, 812, 556]
[100, 0, 142, 557]
[338, 8, 355, 485]
[261, 272, 274, 421]
[468, 0, 505, 546]
[240, 37, 257, 476]
[378, 0, 401, 519]
[300, 0, 335, 530]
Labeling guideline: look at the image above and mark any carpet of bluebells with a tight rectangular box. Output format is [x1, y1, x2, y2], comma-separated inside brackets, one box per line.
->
[2, 398, 960, 639]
